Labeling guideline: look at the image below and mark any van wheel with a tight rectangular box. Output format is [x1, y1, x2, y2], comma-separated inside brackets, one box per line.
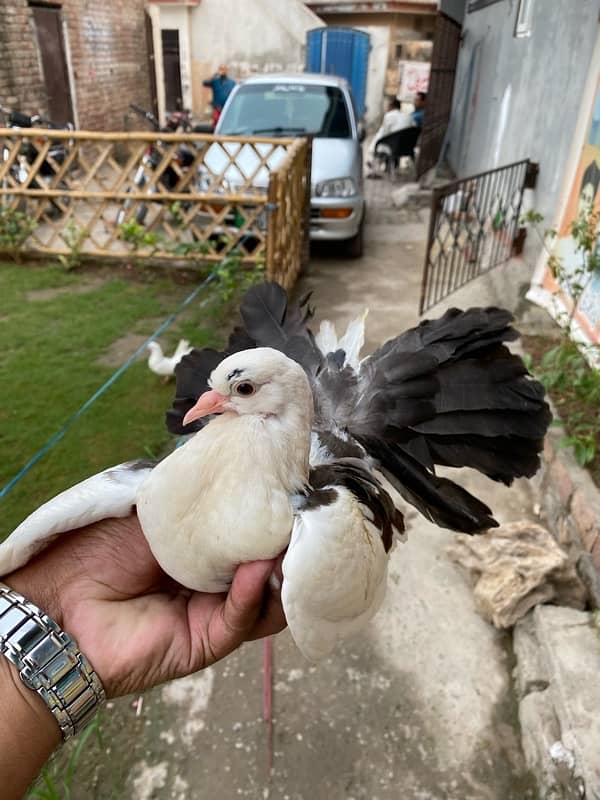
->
[345, 215, 364, 258]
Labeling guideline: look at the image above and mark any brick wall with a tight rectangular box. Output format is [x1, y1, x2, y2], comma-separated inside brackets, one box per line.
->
[0, 1, 47, 114]
[0, 0, 152, 131]
[534, 425, 600, 570]
[62, 0, 152, 131]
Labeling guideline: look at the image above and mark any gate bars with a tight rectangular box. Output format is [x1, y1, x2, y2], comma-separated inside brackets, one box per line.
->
[420, 159, 539, 314]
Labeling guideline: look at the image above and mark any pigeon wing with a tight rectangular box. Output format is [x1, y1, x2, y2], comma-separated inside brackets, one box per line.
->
[282, 462, 400, 661]
[168, 284, 552, 535]
[0, 461, 155, 575]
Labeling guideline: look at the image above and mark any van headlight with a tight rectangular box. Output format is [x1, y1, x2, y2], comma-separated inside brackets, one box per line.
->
[315, 178, 357, 198]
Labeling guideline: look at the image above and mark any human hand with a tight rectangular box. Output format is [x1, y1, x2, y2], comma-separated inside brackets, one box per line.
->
[3, 514, 286, 699]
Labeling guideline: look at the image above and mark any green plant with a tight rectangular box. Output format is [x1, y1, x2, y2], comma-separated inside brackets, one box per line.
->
[522, 207, 600, 331]
[28, 713, 103, 800]
[168, 200, 186, 228]
[59, 220, 88, 270]
[521, 208, 600, 468]
[0, 204, 37, 252]
[214, 249, 264, 303]
[532, 340, 600, 467]
[118, 219, 163, 253]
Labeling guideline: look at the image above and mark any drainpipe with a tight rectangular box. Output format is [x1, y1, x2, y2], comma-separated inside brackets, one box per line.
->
[62, 18, 79, 128]
[147, 3, 166, 126]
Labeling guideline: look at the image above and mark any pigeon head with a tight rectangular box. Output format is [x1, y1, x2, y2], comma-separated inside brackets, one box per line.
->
[182, 347, 313, 426]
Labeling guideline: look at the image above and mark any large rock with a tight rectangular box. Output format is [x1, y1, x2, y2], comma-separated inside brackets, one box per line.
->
[446, 521, 586, 628]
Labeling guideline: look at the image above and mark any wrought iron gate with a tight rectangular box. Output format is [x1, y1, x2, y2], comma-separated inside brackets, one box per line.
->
[419, 159, 539, 314]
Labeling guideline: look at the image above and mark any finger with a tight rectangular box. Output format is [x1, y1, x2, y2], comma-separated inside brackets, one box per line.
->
[221, 559, 276, 635]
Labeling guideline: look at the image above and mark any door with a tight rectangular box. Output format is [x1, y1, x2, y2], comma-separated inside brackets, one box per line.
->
[31, 4, 74, 126]
[161, 29, 183, 112]
[416, 12, 461, 177]
[305, 28, 370, 118]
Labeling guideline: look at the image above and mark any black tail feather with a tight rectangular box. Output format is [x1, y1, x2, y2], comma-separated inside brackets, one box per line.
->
[359, 437, 498, 533]
[164, 282, 552, 535]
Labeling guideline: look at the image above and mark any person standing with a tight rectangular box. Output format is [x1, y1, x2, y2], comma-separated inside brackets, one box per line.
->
[412, 92, 427, 129]
[203, 64, 236, 125]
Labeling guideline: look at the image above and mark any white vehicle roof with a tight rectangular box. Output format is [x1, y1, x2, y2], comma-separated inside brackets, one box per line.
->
[236, 72, 351, 91]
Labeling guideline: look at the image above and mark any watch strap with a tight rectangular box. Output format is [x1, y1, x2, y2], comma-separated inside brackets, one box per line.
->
[0, 582, 106, 740]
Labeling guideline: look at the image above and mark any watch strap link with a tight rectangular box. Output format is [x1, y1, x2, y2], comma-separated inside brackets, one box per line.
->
[0, 582, 105, 740]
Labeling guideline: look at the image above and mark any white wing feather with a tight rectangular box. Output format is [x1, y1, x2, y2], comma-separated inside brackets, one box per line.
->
[337, 310, 368, 369]
[282, 487, 388, 662]
[314, 312, 368, 369]
[0, 463, 153, 576]
[314, 320, 339, 356]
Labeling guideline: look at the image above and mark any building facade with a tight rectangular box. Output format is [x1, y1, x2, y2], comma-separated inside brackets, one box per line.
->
[0, 0, 153, 131]
[304, 0, 437, 127]
[147, 0, 324, 124]
[444, 0, 600, 347]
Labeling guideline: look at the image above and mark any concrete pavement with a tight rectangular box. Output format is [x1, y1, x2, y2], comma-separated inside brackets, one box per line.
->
[42, 176, 549, 799]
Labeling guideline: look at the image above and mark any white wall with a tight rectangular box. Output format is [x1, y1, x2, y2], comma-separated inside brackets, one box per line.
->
[445, 0, 598, 223]
[187, 0, 324, 116]
[151, 4, 193, 122]
[355, 25, 390, 130]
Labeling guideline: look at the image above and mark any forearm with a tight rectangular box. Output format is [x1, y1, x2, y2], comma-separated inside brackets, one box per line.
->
[0, 656, 61, 799]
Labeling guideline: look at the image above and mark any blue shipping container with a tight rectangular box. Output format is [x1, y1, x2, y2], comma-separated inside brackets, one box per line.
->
[306, 27, 370, 119]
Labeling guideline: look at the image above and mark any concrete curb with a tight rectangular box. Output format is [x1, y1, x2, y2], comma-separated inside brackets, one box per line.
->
[515, 423, 600, 798]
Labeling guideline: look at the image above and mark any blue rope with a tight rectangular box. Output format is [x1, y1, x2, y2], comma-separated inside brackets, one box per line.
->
[0, 267, 219, 500]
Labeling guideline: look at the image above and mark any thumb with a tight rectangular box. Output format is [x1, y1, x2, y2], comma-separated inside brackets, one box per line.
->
[221, 559, 276, 638]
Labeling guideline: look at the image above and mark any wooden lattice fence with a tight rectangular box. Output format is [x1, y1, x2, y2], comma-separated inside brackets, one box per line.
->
[0, 128, 311, 288]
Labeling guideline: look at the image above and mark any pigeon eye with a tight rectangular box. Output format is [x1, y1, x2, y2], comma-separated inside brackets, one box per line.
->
[234, 381, 255, 397]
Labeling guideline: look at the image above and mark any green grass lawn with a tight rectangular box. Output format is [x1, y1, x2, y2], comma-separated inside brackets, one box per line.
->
[0, 261, 226, 539]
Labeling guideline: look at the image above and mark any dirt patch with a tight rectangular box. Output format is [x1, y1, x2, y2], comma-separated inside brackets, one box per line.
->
[97, 332, 151, 368]
[26, 276, 107, 302]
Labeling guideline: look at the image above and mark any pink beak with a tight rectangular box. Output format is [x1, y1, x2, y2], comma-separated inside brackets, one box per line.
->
[182, 389, 229, 426]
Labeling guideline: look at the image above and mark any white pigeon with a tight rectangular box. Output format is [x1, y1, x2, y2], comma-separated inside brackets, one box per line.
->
[0, 347, 394, 661]
[0, 282, 552, 661]
[147, 338, 193, 378]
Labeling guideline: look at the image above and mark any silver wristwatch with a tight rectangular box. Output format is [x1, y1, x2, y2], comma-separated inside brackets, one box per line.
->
[0, 582, 106, 740]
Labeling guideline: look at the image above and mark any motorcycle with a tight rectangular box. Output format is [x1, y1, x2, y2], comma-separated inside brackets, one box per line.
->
[117, 104, 202, 226]
[0, 104, 74, 218]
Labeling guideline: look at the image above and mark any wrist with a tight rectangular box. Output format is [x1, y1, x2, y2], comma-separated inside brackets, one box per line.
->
[4, 567, 65, 629]
[0, 653, 62, 746]
[0, 582, 106, 741]
[0, 654, 61, 799]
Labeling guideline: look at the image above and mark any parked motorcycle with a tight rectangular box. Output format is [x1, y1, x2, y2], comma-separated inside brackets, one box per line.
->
[0, 104, 74, 218]
[117, 104, 202, 225]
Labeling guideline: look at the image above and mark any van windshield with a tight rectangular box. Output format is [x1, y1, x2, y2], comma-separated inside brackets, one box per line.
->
[218, 83, 352, 139]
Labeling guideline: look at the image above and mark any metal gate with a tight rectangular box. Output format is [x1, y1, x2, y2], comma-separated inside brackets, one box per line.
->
[416, 12, 461, 178]
[419, 160, 539, 314]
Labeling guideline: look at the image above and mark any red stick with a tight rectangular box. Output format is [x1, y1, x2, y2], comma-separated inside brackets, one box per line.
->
[263, 635, 273, 774]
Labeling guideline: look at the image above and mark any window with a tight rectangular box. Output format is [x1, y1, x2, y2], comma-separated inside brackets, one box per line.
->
[218, 83, 352, 139]
[514, 0, 535, 37]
